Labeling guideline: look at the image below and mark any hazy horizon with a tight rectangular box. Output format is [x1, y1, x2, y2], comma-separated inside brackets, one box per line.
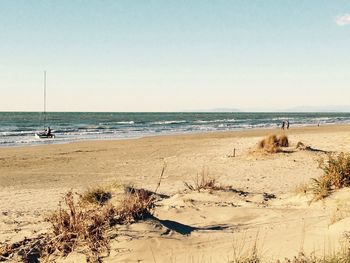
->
[1, 1, 350, 112]
[2, 105, 350, 113]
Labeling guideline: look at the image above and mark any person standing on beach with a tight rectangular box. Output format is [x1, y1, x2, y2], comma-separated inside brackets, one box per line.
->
[286, 120, 290, 129]
[281, 121, 285, 130]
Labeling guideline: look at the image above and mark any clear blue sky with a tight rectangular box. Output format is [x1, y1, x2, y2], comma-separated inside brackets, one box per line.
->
[1, 0, 349, 111]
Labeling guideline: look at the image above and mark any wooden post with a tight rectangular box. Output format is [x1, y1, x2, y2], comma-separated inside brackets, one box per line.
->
[233, 148, 236, 157]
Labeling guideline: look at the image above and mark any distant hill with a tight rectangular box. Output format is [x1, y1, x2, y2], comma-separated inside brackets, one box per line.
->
[186, 106, 350, 113]
[283, 106, 350, 112]
[206, 108, 241, 112]
[187, 108, 241, 112]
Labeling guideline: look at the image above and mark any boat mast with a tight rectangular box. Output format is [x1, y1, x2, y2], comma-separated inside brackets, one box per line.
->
[43, 70, 46, 128]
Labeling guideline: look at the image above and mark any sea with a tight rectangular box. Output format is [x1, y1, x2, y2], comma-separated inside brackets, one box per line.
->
[1, 112, 350, 147]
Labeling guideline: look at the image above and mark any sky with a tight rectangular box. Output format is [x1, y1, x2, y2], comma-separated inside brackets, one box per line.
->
[0, 0, 350, 112]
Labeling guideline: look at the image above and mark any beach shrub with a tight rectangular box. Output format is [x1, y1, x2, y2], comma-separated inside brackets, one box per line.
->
[116, 188, 156, 224]
[183, 169, 227, 192]
[277, 250, 350, 262]
[81, 186, 112, 205]
[257, 134, 290, 153]
[114, 164, 165, 223]
[309, 153, 350, 202]
[278, 135, 289, 147]
[310, 177, 332, 202]
[0, 235, 48, 262]
[319, 153, 350, 189]
[0, 191, 116, 262]
[0, 182, 160, 262]
[45, 191, 115, 261]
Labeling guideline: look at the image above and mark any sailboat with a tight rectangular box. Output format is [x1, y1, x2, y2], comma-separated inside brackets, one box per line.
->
[35, 71, 55, 139]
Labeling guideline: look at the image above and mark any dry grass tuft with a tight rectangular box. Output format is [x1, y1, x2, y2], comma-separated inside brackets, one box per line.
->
[0, 236, 45, 262]
[257, 134, 279, 153]
[278, 135, 289, 147]
[229, 234, 350, 263]
[257, 134, 289, 153]
[310, 177, 332, 202]
[114, 163, 165, 223]
[0, 191, 117, 262]
[230, 249, 260, 263]
[230, 232, 261, 263]
[299, 153, 350, 202]
[116, 188, 156, 224]
[80, 186, 112, 205]
[309, 152, 350, 201]
[0, 164, 166, 262]
[44, 191, 116, 261]
[318, 153, 350, 189]
[279, 249, 350, 262]
[184, 168, 227, 192]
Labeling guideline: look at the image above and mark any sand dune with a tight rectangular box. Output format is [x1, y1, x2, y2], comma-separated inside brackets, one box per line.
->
[1, 125, 350, 262]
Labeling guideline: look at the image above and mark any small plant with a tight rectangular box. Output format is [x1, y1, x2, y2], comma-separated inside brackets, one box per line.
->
[257, 134, 289, 153]
[0, 167, 166, 262]
[44, 191, 116, 261]
[230, 232, 261, 263]
[319, 153, 350, 189]
[278, 135, 289, 147]
[307, 153, 350, 202]
[258, 134, 280, 153]
[183, 168, 226, 192]
[310, 177, 332, 202]
[115, 163, 165, 223]
[279, 248, 350, 262]
[116, 188, 156, 224]
[80, 186, 112, 205]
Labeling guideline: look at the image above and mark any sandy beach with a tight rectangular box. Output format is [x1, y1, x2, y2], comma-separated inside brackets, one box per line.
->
[1, 125, 350, 262]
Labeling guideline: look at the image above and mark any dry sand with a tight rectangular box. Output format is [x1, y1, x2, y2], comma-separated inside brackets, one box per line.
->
[1, 125, 350, 262]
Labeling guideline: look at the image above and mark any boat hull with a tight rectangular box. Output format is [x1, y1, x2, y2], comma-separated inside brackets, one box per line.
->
[35, 133, 55, 139]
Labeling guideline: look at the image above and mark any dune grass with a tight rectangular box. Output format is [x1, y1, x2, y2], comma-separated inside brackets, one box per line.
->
[44, 191, 115, 261]
[0, 185, 159, 262]
[276, 250, 350, 262]
[116, 188, 156, 224]
[80, 186, 112, 205]
[183, 168, 227, 192]
[278, 135, 289, 147]
[257, 134, 289, 154]
[319, 152, 350, 189]
[309, 152, 350, 202]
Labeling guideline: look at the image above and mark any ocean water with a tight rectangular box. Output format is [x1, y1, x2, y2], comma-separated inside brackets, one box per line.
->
[1, 112, 350, 147]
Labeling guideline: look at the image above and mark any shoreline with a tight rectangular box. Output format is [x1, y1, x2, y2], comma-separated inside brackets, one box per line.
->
[2, 122, 350, 150]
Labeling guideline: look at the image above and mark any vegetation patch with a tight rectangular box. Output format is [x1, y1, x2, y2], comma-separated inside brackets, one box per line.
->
[278, 135, 289, 147]
[0, 184, 159, 262]
[308, 152, 350, 202]
[116, 188, 156, 224]
[257, 134, 289, 154]
[45, 191, 115, 261]
[319, 152, 350, 189]
[80, 186, 112, 205]
[184, 168, 228, 192]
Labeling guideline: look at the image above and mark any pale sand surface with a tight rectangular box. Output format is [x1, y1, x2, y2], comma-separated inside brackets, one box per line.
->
[1, 125, 350, 262]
